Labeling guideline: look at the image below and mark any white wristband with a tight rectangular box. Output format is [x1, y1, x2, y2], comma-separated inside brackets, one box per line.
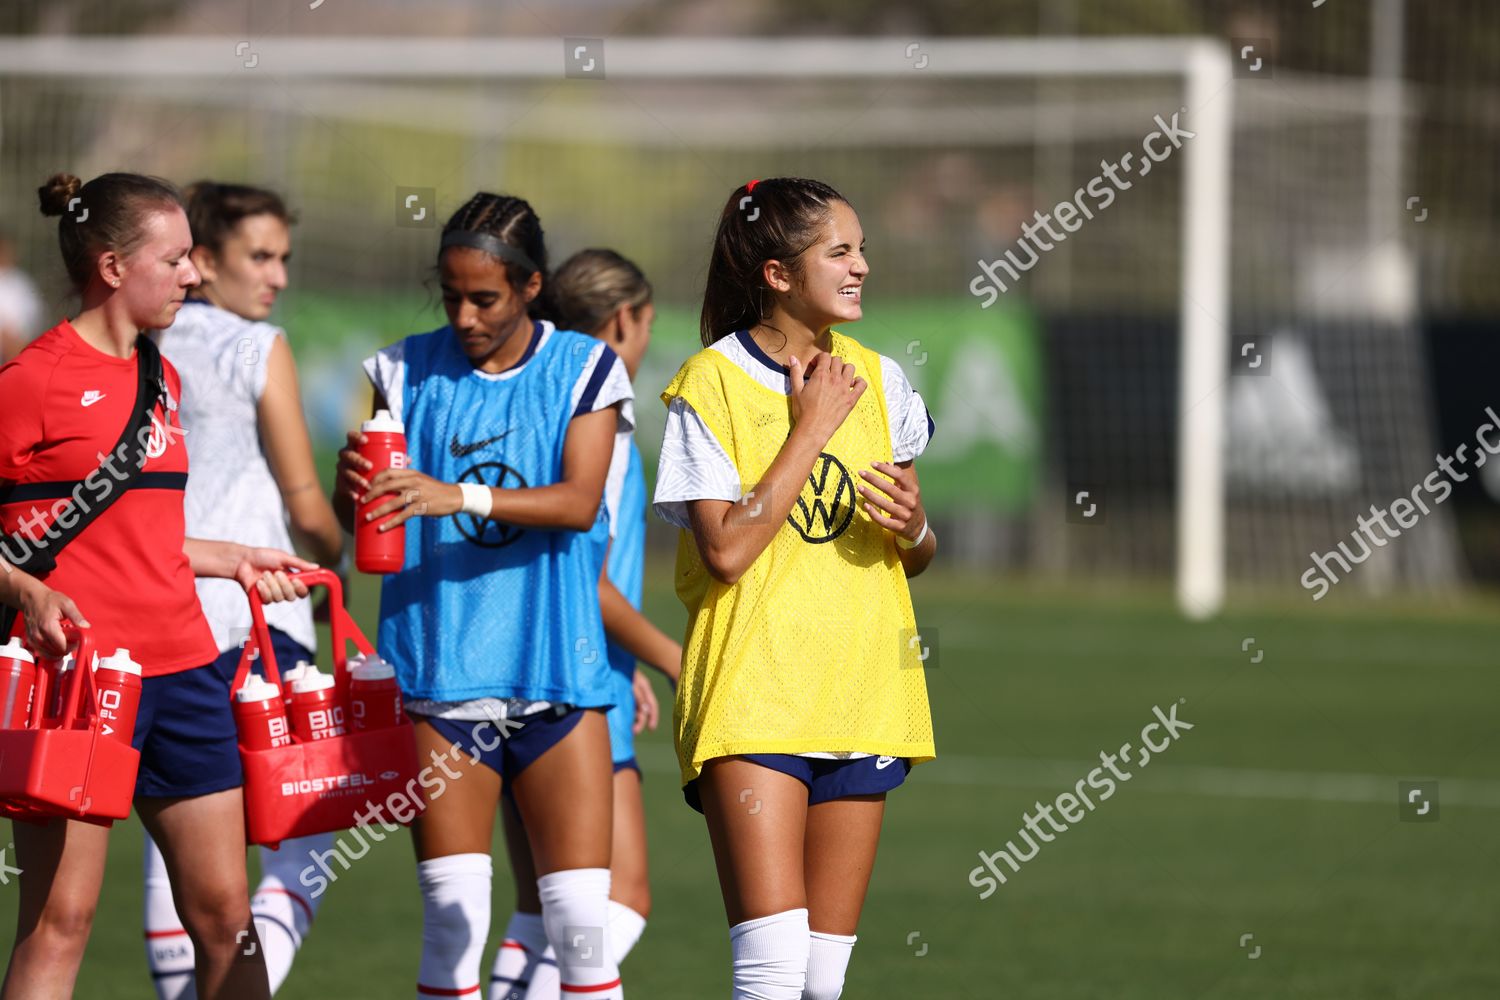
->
[457, 482, 493, 518]
[897, 519, 929, 550]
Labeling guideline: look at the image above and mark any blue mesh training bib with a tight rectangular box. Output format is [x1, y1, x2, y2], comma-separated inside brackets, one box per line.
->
[376, 323, 614, 703]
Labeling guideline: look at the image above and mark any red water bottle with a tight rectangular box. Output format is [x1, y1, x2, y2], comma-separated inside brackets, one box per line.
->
[281, 660, 311, 711]
[289, 667, 346, 742]
[349, 653, 403, 731]
[0, 636, 36, 729]
[49, 652, 77, 719]
[355, 409, 408, 574]
[92, 648, 143, 746]
[235, 674, 293, 751]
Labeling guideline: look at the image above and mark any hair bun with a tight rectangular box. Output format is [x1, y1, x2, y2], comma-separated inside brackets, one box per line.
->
[38, 173, 83, 217]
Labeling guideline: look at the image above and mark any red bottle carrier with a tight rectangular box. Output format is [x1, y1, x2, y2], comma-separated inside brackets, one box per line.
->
[234, 568, 421, 848]
[0, 622, 142, 826]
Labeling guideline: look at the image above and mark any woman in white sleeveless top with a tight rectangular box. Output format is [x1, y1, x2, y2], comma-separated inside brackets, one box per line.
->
[148, 182, 344, 999]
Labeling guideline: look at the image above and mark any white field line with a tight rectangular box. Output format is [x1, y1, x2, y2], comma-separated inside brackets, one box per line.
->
[634, 745, 1500, 809]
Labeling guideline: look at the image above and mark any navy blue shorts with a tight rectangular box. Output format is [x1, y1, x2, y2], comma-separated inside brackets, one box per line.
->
[131, 661, 243, 799]
[423, 706, 588, 785]
[684, 754, 911, 814]
[614, 757, 640, 777]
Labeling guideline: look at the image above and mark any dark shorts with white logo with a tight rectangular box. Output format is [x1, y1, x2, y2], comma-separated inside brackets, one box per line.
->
[683, 753, 912, 814]
[132, 661, 242, 798]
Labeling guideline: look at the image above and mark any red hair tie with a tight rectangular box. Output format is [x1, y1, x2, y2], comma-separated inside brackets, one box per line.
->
[746, 179, 761, 193]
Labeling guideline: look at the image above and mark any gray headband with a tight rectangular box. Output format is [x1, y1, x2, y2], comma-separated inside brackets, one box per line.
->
[439, 230, 539, 274]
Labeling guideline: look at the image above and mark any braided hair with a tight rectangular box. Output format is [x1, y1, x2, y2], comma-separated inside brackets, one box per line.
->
[441, 193, 548, 314]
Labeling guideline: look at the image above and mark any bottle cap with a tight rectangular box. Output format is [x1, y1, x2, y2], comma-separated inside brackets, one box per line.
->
[0, 636, 34, 664]
[361, 409, 405, 434]
[283, 660, 310, 685]
[291, 666, 336, 694]
[351, 654, 395, 681]
[94, 648, 142, 676]
[236, 674, 280, 703]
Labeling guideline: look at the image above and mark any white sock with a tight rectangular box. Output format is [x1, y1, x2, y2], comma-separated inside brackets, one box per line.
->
[142, 834, 195, 1000]
[730, 908, 809, 1000]
[253, 834, 330, 994]
[417, 853, 493, 998]
[490, 911, 548, 1000]
[537, 868, 623, 998]
[607, 901, 647, 965]
[802, 931, 856, 1000]
[525, 898, 646, 998]
[520, 946, 559, 999]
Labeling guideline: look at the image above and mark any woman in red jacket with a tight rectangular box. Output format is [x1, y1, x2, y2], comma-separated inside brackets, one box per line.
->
[0, 171, 310, 1000]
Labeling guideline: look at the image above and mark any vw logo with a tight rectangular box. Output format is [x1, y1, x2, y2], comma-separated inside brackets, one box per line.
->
[789, 452, 855, 543]
[454, 462, 528, 547]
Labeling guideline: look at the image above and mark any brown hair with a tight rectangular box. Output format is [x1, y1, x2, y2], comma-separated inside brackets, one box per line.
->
[183, 180, 294, 256]
[699, 177, 848, 347]
[546, 249, 652, 335]
[37, 172, 183, 291]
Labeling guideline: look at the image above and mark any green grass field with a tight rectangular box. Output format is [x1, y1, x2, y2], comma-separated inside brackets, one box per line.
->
[4, 564, 1499, 998]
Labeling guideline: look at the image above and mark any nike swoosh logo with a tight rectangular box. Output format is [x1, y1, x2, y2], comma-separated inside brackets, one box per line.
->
[81, 391, 106, 407]
[875, 756, 897, 770]
[450, 430, 512, 458]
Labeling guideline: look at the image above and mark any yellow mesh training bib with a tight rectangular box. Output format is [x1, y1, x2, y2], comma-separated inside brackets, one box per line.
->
[662, 331, 936, 785]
